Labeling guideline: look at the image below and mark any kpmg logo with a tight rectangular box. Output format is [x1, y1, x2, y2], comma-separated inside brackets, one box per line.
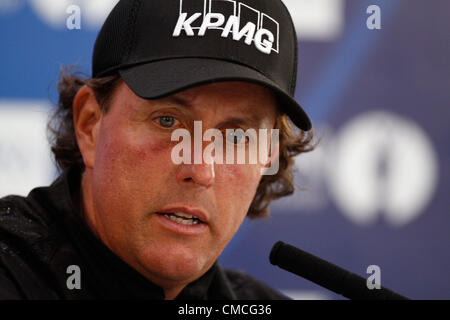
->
[173, 0, 280, 55]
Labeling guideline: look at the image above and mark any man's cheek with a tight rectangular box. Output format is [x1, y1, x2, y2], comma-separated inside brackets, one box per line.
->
[138, 139, 174, 160]
[219, 164, 261, 191]
[103, 134, 171, 168]
[216, 165, 259, 213]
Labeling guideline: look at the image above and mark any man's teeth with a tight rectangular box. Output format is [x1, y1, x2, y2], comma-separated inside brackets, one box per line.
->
[173, 212, 198, 219]
[163, 212, 200, 225]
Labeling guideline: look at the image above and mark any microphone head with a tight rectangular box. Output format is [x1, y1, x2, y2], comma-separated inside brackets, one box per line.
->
[269, 241, 285, 266]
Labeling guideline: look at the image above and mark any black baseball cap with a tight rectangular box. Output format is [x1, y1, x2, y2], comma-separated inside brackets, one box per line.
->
[92, 0, 312, 131]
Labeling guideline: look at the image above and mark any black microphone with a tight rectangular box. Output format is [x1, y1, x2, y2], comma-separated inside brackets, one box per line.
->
[270, 241, 408, 300]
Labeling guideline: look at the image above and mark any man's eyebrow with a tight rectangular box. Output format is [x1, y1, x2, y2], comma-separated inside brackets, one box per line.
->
[216, 116, 264, 129]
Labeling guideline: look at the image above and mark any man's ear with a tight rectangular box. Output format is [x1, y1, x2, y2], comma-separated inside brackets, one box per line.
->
[73, 85, 102, 169]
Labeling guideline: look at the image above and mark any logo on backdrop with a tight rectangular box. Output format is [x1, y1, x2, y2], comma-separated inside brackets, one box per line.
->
[276, 111, 439, 227]
[173, 0, 280, 55]
[0, 103, 54, 198]
[327, 111, 438, 226]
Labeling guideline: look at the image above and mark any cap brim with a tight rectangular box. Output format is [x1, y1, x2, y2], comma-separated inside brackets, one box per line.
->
[119, 58, 312, 131]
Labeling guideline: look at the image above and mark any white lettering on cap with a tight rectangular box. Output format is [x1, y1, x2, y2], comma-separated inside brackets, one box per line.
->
[172, 0, 279, 55]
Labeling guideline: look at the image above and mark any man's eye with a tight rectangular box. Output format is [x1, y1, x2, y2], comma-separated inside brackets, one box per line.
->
[157, 116, 177, 128]
[226, 130, 247, 145]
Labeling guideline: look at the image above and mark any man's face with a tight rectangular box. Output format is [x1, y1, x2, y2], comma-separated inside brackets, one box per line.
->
[84, 81, 278, 290]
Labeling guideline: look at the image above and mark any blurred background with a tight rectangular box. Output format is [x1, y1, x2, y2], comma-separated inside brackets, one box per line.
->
[0, 0, 448, 299]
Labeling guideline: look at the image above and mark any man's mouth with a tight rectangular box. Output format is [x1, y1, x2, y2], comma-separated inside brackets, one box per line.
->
[157, 212, 202, 226]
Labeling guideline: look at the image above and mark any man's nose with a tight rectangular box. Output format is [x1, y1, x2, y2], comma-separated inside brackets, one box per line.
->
[176, 161, 215, 188]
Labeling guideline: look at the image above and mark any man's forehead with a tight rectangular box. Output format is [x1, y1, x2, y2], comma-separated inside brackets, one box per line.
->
[164, 82, 279, 125]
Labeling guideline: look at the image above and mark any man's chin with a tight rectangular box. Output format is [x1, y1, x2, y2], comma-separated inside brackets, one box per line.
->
[136, 247, 212, 285]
